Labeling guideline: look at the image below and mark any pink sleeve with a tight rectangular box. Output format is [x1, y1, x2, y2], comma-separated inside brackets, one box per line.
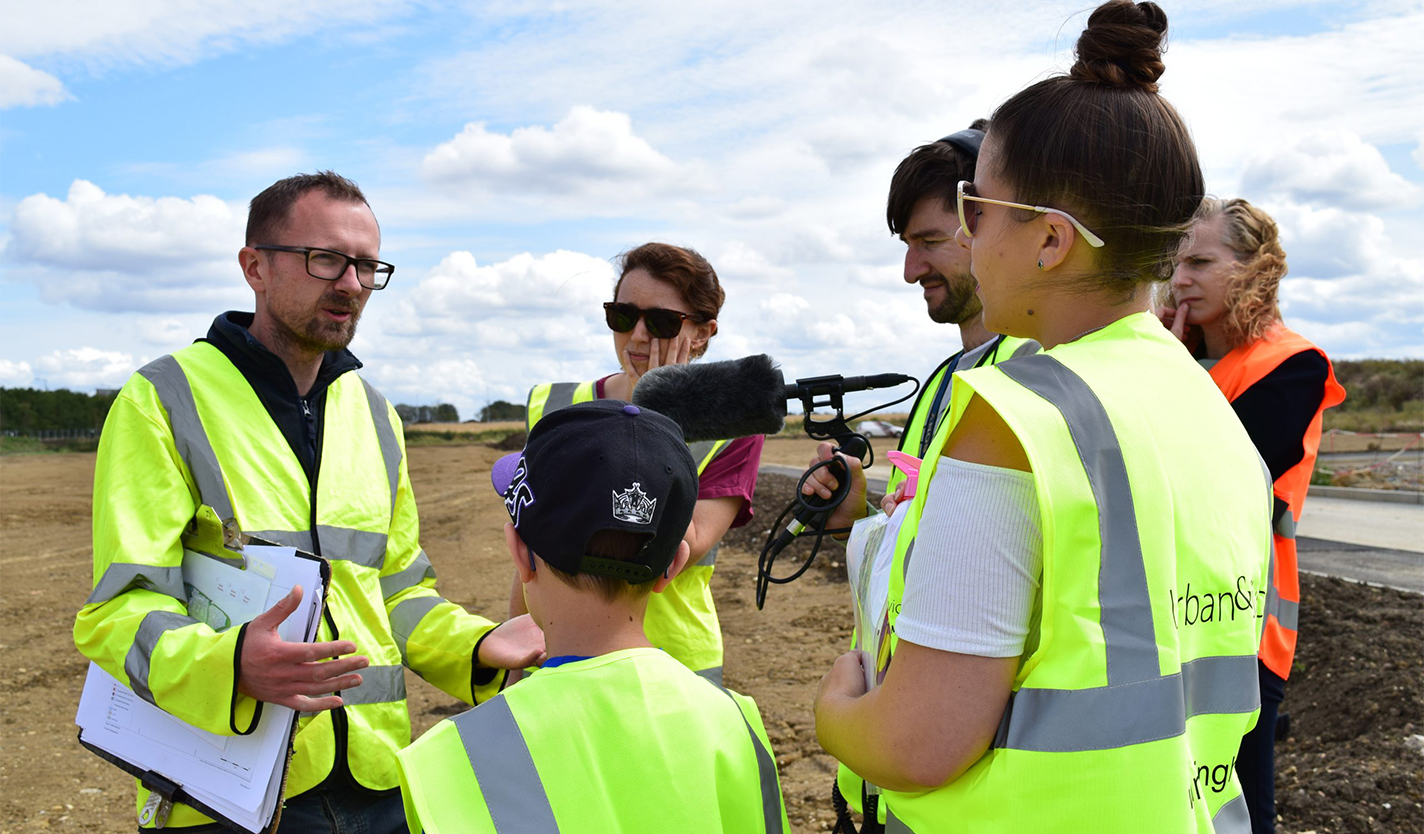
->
[696, 434, 765, 528]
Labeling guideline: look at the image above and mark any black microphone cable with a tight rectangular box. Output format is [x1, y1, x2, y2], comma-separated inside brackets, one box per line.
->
[755, 381, 919, 609]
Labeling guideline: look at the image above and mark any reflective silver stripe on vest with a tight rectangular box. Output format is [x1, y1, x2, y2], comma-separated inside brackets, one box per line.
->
[1212, 792, 1252, 834]
[1011, 339, 1043, 359]
[1183, 654, 1260, 718]
[999, 356, 1159, 685]
[695, 665, 724, 687]
[138, 355, 235, 523]
[86, 564, 185, 606]
[543, 382, 582, 415]
[900, 540, 916, 582]
[995, 674, 1185, 752]
[1274, 510, 1297, 540]
[381, 550, 436, 599]
[247, 529, 314, 552]
[687, 439, 721, 469]
[124, 610, 199, 705]
[1269, 596, 1299, 632]
[316, 526, 387, 569]
[714, 686, 786, 834]
[362, 378, 402, 514]
[696, 544, 720, 568]
[454, 695, 559, 833]
[885, 809, 913, 834]
[250, 526, 386, 568]
[389, 596, 446, 665]
[340, 664, 406, 706]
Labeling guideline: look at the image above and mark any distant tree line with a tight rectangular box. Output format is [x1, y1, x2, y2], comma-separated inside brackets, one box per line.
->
[1331, 359, 1422, 413]
[395, 403, 460, 424]
[479, 400, 526, 422]
[1, 388, 117, 434]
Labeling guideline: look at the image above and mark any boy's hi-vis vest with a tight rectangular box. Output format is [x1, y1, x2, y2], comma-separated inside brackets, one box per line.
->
[396, 648, 790, 834]
[1207, 324, 1345, 679]
[846, 313, 1271, 834]
[77, 343, 502, 828]
[525, 380, 734, 683]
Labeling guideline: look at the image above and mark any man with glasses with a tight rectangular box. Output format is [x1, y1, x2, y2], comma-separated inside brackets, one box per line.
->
[75, 171, 544, 833]
[796, 123, 1039, 832]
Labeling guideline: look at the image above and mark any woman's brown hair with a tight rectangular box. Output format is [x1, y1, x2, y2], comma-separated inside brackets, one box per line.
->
[615, 243, 725, 357]
[988, 1, 1204, 294]
[1197, 197, 1287, 348]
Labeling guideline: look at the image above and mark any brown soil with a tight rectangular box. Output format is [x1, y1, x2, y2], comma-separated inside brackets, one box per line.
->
[2, 448, 1419, 833]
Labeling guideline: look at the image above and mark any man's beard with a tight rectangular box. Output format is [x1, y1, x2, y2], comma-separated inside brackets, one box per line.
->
[925, 271, 982, 325]
[273, 292, 362, 355]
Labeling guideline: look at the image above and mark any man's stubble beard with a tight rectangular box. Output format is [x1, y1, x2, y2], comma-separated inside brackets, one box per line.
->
[926, 270, 982, 325]
[271, 291, 363, 356]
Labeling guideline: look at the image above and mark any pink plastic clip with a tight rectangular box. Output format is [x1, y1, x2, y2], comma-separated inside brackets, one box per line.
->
[884, 451, 923, 499]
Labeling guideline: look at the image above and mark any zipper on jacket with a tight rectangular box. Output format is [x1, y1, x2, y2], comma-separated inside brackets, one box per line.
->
[306, 392, 356, 792]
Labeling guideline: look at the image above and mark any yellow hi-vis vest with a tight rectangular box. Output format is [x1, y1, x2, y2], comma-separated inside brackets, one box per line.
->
[525, 380, 734, 683]
[840, 334, 1039, 819]
[396, 648, 790, 834]
[859, 313, 1272, 834]
[75, 343, 505, 828]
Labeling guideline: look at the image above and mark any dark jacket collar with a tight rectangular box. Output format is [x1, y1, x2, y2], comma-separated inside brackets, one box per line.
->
[199, 312, 363, 482]
[203, 311, 362, 398]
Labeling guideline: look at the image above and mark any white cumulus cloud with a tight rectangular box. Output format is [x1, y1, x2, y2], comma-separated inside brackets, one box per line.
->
[0, 55, 69, 108]
[33, 347, 136, 390]
[0, 359, 35, 387]
[421, 106, 703, 201]
[1239, 131, 1421, 211]
[3, 180, 248, 313]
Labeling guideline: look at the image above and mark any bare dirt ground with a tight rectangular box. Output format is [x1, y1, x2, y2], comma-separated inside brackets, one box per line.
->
[2, 443, 1420, 833]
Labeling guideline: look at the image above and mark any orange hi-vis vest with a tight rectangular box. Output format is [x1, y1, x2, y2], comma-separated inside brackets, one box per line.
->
[1208, 324, 1345, 679]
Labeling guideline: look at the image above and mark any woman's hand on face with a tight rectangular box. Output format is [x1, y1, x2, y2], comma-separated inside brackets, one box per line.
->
[1155, 301, 1191, 343]
[647, 332, 694, 370]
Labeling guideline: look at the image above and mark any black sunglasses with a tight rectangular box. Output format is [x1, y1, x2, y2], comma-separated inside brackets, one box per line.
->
[603, 302, 706, 339]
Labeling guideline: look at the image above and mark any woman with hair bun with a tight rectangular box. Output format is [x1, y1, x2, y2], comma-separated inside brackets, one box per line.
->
[814, 3, 1272, 832]
[1165, 198, 1345, 834]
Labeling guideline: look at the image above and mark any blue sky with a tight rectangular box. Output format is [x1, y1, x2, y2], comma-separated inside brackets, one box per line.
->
[2, 0, 1422, 419]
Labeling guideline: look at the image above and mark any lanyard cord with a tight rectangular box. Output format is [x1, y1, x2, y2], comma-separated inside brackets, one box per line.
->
[916, 335, 1005, 458]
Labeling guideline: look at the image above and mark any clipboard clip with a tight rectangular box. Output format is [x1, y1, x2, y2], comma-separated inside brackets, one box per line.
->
[137, 770, 180, 828]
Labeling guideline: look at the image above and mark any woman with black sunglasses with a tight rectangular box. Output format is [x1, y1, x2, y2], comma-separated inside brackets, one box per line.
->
[515, 242, 764, 686]
[813, 3, 1274, 832]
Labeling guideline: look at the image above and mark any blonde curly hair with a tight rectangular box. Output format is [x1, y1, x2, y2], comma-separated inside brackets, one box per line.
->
[1196, 197, 1287, 348]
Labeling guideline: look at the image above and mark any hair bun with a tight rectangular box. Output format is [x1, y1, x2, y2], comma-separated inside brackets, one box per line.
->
[1071, 1, 1168, 92]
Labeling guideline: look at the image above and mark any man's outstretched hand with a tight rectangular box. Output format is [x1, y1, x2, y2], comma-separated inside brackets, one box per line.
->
[238, 585, 368, 712]
[476, 614, 547, 670]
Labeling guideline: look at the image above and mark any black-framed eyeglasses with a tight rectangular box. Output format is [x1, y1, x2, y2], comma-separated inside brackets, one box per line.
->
[255, 245, 395, 290]
[602, 302, 706, 339]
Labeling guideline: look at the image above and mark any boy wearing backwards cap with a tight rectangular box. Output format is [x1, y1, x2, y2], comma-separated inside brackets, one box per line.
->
[396, 400, 790, 834]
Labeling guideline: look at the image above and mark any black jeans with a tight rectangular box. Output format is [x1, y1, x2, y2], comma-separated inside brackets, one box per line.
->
[141, 782, 408, 834]
[1236, 660, 1286, 834]
[274, 782, 408, 834]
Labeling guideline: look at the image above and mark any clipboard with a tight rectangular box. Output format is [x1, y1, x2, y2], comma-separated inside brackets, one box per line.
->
[76, 539, 330, 834]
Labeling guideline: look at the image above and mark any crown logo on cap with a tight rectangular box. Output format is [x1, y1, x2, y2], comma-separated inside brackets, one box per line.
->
[611, 482, 657, 525]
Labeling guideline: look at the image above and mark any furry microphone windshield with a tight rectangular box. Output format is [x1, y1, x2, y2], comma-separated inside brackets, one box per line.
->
[631, 354, 789, 442]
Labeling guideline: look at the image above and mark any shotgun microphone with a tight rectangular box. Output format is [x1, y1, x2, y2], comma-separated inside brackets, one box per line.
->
[631, 354, 913, 442]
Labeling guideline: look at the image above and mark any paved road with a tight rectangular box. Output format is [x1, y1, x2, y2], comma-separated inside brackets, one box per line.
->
[760, 464, 1423, 593]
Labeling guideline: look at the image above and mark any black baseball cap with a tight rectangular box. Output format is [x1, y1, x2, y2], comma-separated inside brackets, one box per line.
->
[490, 400, 699, 584]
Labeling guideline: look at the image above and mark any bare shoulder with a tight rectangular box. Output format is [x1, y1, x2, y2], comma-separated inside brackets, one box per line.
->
[941, 394, 1032, 473]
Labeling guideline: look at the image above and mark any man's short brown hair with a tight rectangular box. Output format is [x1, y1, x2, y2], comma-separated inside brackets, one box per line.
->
[885, 118, 989, 236]
[245, 170, 370, 246]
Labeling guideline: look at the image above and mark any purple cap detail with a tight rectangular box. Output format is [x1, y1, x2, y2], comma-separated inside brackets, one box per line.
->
[490, 452, 524, 496]
[622, 404, 640, 416]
